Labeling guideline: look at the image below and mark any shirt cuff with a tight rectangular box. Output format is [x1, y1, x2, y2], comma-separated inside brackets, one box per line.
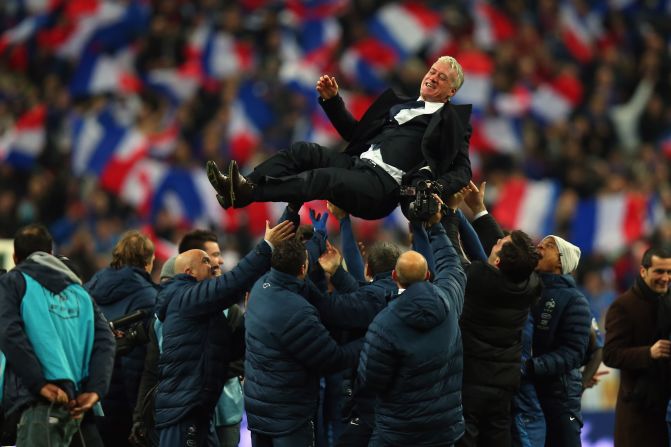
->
[473, 210, 489, 220]
[264, 239, 274, 251]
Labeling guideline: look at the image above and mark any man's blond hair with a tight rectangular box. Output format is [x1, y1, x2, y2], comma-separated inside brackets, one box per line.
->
[436, 56, 464, 91]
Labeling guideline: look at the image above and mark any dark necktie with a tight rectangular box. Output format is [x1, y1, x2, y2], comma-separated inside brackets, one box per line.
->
[389, 100, 425, 119]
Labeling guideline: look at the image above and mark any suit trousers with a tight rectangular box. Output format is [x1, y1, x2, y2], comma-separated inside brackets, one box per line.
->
[248, 142, 400, 220]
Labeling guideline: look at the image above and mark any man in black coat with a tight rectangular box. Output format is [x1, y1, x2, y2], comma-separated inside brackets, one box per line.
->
[443, 182, 541, 447]
[206, 56, 472, 220]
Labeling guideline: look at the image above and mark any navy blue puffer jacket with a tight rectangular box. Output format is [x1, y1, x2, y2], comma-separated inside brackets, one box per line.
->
[154, 241, 271, 427]
[357, 225, 466, 446]
[244, 268, 362, 436]
[85, 267, 157, 419]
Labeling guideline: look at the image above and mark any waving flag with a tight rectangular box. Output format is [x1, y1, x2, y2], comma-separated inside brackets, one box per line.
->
[452, 50, 494, 112]
[340, 38, 397, 93]
[472, 0, 516, 50]
[470, 116, 523, 155]
[558, 0, 604, 63]
[69, 49, 141, 98]
[530, 73, 583, 124]
[492, 178, 560, 240]
[571, 193, 663, 256]
[0, 104, 46, 169]
[0, 13, 52, 53]
[368, 2, 441, 59]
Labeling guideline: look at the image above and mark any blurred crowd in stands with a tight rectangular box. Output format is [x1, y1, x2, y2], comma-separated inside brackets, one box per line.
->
[0, 0, 670, 331]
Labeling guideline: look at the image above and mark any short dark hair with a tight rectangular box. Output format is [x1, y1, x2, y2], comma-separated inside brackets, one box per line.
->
[178, 229, 219, 253]
[497, 230, 540, 282]
[271, 239, 307, 276]
[367, 242, 403, 276]
[110, 230, 154, 269]
[14, 224, 53, 263]
[641, 247, 671, 268]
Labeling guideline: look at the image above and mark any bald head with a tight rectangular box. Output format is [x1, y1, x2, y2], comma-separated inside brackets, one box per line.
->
[174, 249, 213, 282]
[393, 250, 429, 288]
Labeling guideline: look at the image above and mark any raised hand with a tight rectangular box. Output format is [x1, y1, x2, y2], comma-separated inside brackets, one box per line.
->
[316, 75, 339, 100]
[309, 208, 329, 234]
[318, 240, 343, 275]
[265, 220, 295, 246]
[464, 180, 487, 215]
[427, 194, 445, 227]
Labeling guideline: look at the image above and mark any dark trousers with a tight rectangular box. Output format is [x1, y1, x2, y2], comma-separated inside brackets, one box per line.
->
[457, 384, 513, 447]
[251, 419, 315, 447]
[538, 397, 582, 447]
[334, 417, 373, 447]
[157, 413, 219, 447]
[248, 142, 399, 220]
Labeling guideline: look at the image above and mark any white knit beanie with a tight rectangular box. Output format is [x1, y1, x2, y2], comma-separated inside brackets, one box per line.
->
[547, 235, 581, 274]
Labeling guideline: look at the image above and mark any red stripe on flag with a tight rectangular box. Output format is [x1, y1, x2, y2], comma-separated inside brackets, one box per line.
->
[491, 178, 527, 231]
[622, 194, 646, 243]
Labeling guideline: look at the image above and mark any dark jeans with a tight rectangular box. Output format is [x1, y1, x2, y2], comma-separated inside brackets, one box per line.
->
[248, 142, 399, 220]
[334, 417, 373, 447]
[70, 412, 104, 447]
[457, 384, 513, 447]
[251, 419, 315, 447]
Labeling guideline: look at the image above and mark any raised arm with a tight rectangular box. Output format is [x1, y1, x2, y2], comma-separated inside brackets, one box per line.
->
[328, 201, 365, 282]
[317, 75, 359, 141]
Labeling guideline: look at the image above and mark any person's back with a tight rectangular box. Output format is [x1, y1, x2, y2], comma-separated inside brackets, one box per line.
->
[358, 221, 466, 446]
[244, 238, 362, 446]
[0, 224, 115, 447]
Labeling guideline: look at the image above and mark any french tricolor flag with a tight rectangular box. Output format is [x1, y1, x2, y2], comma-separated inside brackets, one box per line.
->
[339, 38, 398, 93]
[530, 73, 583, 124]
[368, 2, 441, 59]
[69, 49, 141, 98]
[71, 108, 125, 176]
[492, 178, 560, 240]
[119, 159, 168, 219]
[472, 0, 516, 50]
[558, 0, 603, 63]
[199, 28, 254, 80]
[470, 116, 522, 155]
[144, 66, 201, 106]
[493, 85, 532, 117]
[571, 193, 664, 255]
[0, 104, 46, 169]
[451, 50, 494, 112]
[0, 13, 52, 53]
[227, 101, 261, 167]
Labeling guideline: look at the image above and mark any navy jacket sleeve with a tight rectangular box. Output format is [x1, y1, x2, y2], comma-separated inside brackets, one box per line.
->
[329, 266, 360, 293]
[84, 300, 116, 397]
[318, 94, 358, 141]
[174, 241, 272, 317]
[457, 209, 488, 262]
[340, 216, 365, 282]
[0, 271, 45, 395]
[411, 221, 436, 275]
[428, 223, 466, 315]
[440, 211, 469, 267]
[357, 316, 397, 394]
[310, 281, 387, 330]
[530, 293, 592, 377]
[280, 304, 362, 374]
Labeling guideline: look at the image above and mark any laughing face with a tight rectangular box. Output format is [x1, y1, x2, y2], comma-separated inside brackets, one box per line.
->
[640, 255, 671, 294]
[419, 60, 458, 103]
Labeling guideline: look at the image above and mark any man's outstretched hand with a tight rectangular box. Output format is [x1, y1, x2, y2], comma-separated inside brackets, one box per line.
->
[316, 75, 339, 100]
[265, 220, 295, 246]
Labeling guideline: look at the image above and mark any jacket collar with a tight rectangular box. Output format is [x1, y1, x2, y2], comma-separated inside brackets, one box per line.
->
[538, 271, 577, 288]
[268, 268, 305, 293]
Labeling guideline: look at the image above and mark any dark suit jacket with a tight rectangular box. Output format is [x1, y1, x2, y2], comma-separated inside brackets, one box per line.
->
[319, 89, 472, 195]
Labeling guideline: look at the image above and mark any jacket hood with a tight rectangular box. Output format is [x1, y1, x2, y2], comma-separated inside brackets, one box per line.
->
[155, 273, 195, 321]
[16, 252, 82, 294]
[87, 266, 155, 305]
[391, 281, 448, 331]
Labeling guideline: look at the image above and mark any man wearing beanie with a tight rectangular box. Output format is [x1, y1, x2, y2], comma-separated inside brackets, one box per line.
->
[525, 235, 592, 447]
[603, 247, 671, 447]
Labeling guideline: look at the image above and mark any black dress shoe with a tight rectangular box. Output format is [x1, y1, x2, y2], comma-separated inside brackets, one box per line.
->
[206, 161, 232, 209]
[229, 160, 255, 208]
